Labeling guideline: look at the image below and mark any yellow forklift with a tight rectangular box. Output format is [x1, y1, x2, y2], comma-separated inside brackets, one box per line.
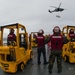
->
[0, 23, 32, 73]
[62, 25, 75, 63]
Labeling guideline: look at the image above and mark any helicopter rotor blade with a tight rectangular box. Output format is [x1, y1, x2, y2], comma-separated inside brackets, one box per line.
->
[58, 3, 62, 8]
[50, 6, 57, 8]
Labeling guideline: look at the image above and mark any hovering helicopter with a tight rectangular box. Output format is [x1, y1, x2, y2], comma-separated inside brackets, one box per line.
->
[48, 3, 65, 13]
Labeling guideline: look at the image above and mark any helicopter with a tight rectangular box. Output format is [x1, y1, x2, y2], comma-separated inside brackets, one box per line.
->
[48, 3, 65, 13]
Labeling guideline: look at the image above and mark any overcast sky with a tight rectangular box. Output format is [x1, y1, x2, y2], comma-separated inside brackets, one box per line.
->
[0, 0, 75, 34]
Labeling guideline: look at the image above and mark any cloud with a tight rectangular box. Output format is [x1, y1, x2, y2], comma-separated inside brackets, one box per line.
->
[0, 0, 75, 35]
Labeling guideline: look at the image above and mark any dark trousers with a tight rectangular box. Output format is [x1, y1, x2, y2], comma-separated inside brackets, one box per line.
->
[37, 47, 47, 64]
[48, 50, 62, 71]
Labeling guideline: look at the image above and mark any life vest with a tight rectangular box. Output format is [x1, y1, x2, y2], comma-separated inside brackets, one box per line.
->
[37, 35, 45, 47]
[50, 34, 63, 50]
[69, 33, 75, 38]
[7, 33, 16, 41]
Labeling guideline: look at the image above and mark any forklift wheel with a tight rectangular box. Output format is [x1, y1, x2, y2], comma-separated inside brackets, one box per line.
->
[18, 63, 24, 71]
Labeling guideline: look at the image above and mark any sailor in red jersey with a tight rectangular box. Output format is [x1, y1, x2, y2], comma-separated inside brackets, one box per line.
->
[36, 29, 48, 65]
[7, 28, 16, 45]
[48, 26, 63, 73]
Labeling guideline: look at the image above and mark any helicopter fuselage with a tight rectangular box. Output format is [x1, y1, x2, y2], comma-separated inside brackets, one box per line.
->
[55, 8, 64, 12]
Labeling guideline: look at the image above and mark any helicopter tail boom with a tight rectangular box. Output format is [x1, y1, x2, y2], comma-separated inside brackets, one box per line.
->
[48, 10, 52, 13]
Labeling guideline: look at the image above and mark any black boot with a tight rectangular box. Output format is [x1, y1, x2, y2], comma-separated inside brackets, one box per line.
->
[49, 69, 52, 73]
[48, 65, 52, 73]
[38, 61, 41, 65]
[58, 69, 62, 73]
[44, 62, 49, 65]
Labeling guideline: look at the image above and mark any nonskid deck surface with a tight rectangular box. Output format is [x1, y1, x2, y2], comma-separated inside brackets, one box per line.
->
[0, 47, 75, 75]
